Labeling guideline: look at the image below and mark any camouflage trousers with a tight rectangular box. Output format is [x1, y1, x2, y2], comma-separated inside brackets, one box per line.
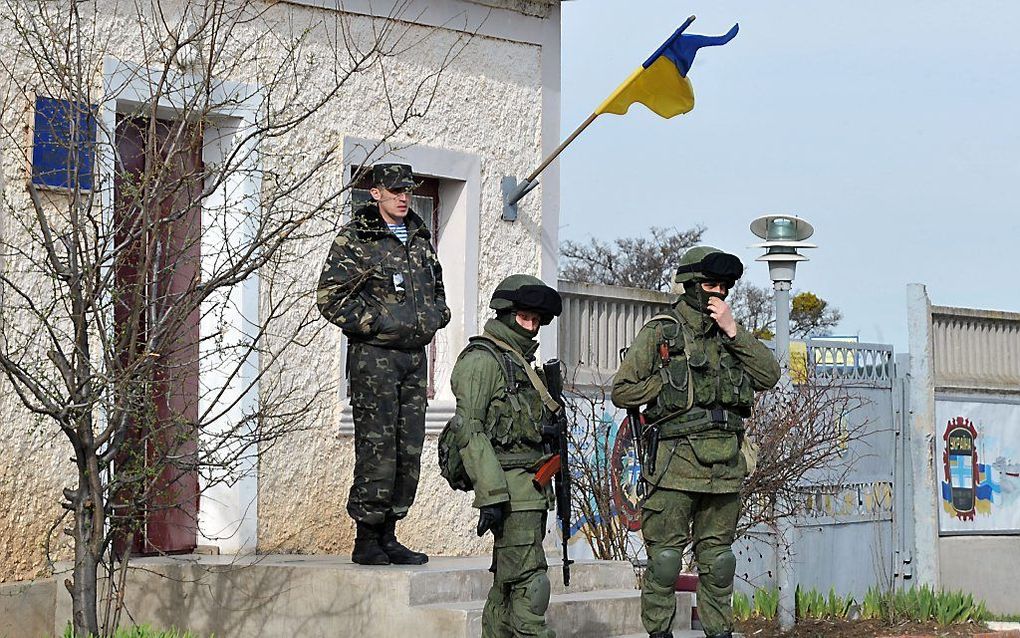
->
[482, 510, 555, 638]
[347, 342, 428, 525]
[641, 488, 741, 637]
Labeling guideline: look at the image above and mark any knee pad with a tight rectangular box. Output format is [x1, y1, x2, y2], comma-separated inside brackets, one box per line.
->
[526, 573, 551, 615]
[699, 547, 736, 589]
[648, 548, 683, 589]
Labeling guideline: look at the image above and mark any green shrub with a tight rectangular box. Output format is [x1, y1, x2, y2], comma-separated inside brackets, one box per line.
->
[794, 585, 855, 620]
[750, 584, 991, 626]
[860, 586, 882, 620]
[752, 586, 780, 620]
[733, 590, 752, 621]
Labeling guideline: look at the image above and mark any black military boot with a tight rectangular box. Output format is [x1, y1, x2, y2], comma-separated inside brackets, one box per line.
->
[706, 633, 732, 638]
[649, 632, 673, 638]
[379, 518, 428, 565]
[351, 522, 390, 565]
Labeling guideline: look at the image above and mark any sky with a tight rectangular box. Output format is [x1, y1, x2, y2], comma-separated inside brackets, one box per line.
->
[558, 1, 1020, 351]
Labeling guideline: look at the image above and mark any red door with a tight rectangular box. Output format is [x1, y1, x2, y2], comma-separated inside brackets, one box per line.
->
[113, 115, 201, 555]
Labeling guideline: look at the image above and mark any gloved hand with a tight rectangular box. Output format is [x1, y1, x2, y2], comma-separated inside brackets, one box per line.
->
[476, 504, 506, 537]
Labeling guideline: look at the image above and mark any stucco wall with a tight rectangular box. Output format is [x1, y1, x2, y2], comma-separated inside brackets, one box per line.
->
[0, 0, 558, 581]
[0, 41, 77, 580]
[256, 4, 553, 558]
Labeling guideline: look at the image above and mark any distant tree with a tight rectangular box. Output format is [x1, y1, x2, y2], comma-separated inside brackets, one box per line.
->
[561, 229, 842, 338]
[729, 283, 842, 340]
[791, 291, 842, 339]
[730, 281, 776, 340]
[560, 225, 705, 292]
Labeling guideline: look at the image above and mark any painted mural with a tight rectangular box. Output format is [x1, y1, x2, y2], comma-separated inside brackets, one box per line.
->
[935, 401, 1020, 533]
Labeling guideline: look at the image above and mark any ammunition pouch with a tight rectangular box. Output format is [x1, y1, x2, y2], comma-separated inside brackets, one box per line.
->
[657, 407, 743, 440]
[495, 450, 547, 471]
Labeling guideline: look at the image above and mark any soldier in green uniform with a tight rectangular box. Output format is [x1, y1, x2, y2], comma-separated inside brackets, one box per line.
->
[317, 163, 450, 565]
[612, 246, 780, 638]
[447, 275, 563, 638]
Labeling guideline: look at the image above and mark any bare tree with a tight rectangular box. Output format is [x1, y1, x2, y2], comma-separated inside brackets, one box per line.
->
[0, 0, 468, 635]
[563, 368, 868, 565]
[738, 374, 869, 536]
[729, 280, 776, 339]
[560, 225, 705, 292]
[562, 229, 842, 338]
[564, 376, 643, 563]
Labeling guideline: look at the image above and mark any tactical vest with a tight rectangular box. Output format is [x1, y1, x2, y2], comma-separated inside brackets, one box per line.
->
[643, 311, 755, 435]
[465, 337, 551, 466]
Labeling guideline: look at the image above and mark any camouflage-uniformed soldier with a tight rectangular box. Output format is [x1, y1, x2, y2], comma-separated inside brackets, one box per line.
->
[612, 247, 780, 638]
[448, 275, 563, 638]
[317, 163, 451, 565]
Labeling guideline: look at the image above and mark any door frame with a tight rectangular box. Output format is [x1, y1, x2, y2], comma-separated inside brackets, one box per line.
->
[100, 57, 263, 554]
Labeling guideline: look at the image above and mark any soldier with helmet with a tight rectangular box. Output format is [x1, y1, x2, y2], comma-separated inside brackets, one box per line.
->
[444, 274, 563, 638]
[317, 162, 450, 566]
[612, 246, 780, 638]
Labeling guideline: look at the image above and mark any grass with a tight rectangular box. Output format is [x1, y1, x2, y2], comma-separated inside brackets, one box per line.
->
[62, 625, 209, 638]
[733, 584, 991, 625]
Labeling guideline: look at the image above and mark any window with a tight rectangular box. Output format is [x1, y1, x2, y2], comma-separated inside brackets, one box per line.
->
[349, 167, 442, 398]
[31, 96, 97, 191]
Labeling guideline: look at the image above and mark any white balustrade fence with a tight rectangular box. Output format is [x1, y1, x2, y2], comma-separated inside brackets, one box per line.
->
[931, 305, 1020, 393]
[556, 280, 671, 388]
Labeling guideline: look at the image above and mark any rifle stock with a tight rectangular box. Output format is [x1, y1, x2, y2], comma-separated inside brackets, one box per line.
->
[542, 359, 573, 587]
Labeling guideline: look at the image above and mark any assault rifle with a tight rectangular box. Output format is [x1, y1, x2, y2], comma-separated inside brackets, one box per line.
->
[620, 347, 658, 476]
[534, 359, 573, 587]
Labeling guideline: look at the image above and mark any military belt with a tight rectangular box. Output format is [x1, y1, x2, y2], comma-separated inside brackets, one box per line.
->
[496, 450, 547, 470]
[657, 407, 743, 439]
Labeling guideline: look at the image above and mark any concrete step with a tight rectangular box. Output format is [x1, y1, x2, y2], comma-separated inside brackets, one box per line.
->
[422, 589, 693, 638]
[613, 633, 703, 638]
[408, 558, 639, 605]
[607, 628, 746, 632]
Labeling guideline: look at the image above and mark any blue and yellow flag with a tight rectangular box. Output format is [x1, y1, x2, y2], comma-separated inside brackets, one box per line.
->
[595, 18, 739, 118]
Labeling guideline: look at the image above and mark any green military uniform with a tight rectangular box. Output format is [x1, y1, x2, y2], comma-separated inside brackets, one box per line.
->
[317, 163, 450, 565]
[448, 275, 563, 638]
[612, 247, 780, 638]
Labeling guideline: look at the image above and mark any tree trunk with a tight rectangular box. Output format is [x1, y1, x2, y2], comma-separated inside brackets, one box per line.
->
[70, 433, 106, 638]
[71, 476, 101, 638]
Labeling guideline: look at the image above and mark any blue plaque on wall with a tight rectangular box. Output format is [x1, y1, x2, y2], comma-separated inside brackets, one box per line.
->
[31, 96, 97, 191]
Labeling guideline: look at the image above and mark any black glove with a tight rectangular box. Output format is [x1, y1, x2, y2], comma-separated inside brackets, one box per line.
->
[476, 504, 506, 537]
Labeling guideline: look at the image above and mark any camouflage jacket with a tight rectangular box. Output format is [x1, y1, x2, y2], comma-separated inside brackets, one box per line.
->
[612, 300, 780, 493]
[449, 318, 555, 512]
[317, 202, 450, 349]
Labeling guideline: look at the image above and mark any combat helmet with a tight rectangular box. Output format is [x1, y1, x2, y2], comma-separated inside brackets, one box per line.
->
[674, 246, 744, 287]
[490, 274, 562, 325]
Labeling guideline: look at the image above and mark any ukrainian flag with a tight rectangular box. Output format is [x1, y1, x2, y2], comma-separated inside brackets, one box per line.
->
[596, 18, 739, 119]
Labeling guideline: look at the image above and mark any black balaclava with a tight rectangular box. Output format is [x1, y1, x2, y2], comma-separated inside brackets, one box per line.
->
[680, 281, 728, 315]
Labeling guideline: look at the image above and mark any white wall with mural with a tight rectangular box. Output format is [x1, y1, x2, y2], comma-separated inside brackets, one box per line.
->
[935, 399, 1020, 534]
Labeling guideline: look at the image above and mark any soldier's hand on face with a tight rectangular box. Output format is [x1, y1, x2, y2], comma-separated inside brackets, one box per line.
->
[707, 297, 738, 338]
[476, 504, 506, 537]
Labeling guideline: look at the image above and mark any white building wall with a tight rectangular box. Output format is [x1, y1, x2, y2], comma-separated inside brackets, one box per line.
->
[0, 0, 561, 579]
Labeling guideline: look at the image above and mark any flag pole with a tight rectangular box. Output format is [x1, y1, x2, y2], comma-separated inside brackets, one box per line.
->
[501, 112, 599, 221]
[500, 14, 698, 221]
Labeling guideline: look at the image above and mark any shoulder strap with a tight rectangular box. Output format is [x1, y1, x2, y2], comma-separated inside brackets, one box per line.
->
[476, 334, 562, 414]
[648, 312, 679, 324]
[464, 338, 516, 396]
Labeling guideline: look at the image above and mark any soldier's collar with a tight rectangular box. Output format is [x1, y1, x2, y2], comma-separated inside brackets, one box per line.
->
[351, 202, 430, 241]
[482, 318, 539, 360]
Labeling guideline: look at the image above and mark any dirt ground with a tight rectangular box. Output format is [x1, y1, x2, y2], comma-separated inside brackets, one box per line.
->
[736, 618, 991, 637]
